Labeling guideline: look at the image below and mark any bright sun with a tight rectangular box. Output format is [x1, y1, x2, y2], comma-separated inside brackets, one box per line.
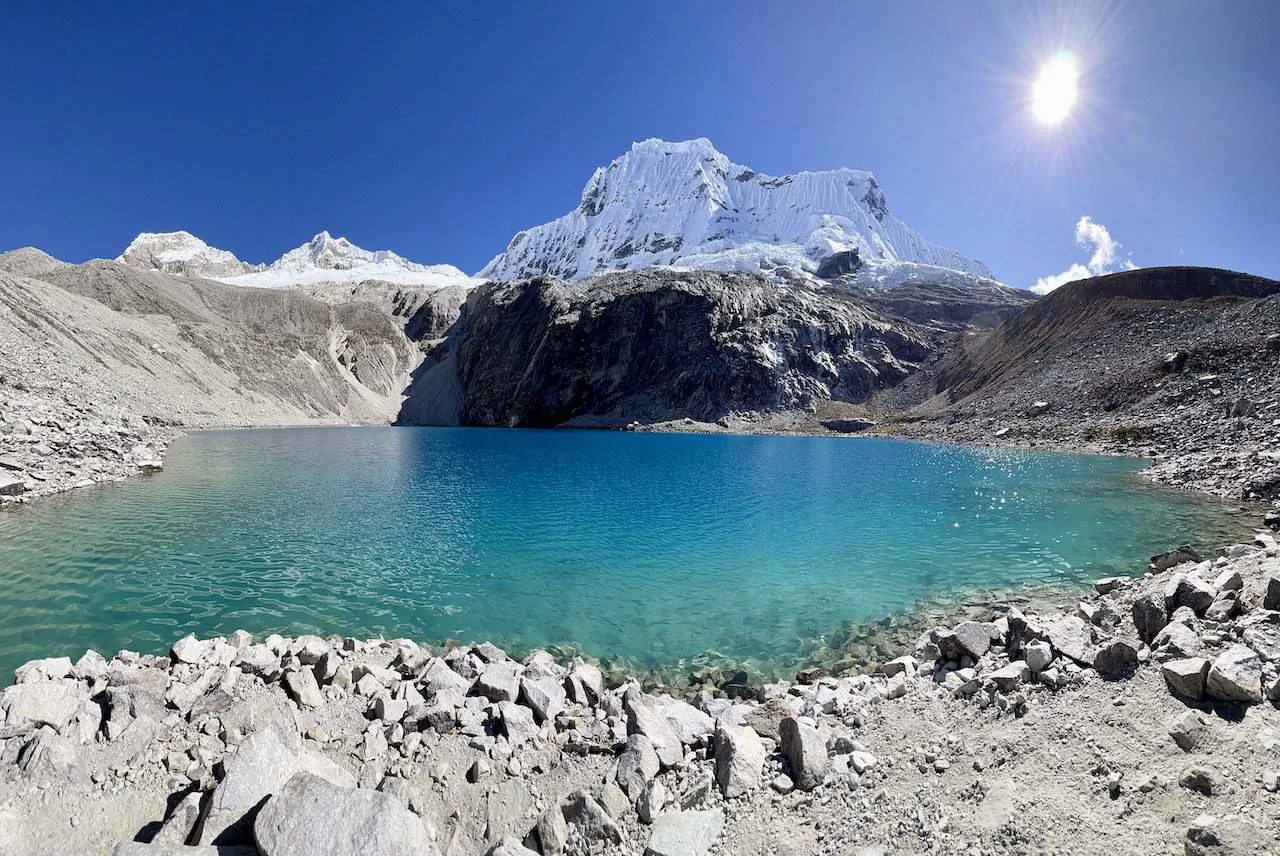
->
[1031, 50, 1080, 125]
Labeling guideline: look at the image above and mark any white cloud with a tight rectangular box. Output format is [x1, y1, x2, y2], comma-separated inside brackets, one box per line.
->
[1031, 216, 1137, 295]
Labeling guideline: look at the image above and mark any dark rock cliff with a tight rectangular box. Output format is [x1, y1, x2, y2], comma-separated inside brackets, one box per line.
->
[397, 270, 937, 428]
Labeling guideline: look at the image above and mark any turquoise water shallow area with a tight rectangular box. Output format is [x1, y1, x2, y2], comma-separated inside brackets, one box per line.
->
[0, 427, 1251, 680]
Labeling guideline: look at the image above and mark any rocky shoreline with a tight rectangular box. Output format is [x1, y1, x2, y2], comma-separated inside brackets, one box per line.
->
[3, 534, 1279, 855]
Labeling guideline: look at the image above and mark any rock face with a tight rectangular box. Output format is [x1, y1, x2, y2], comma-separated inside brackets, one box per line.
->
[479, 137, 994, 283]
[399, 269, 933, 427]
[118, 231, 256, 278]
[253, 771, 436, 856]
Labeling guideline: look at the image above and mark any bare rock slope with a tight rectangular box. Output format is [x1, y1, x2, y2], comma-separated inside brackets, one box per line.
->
[0, 252, 421, 501]
[881, 267, 1280, 502]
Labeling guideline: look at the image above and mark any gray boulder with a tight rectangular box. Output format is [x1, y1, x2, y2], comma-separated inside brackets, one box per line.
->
[1092, 638, 1140, 678]
[624, 687, 684, 768]
[1205, 645, 1262, 703]
[1162, 658, 1209, 700]
[253, 771, 437, 856]
[1166, 575, 1216, 617]
[644, 809, 725, 856]
[475, 662, 522, 703]
[712, 724, 765, 799]
[0, 680, 85, 733]
[1131, 593, 1168, 644]
[1046, 616, 1095, 666]
[779, 717, 828, 791]
[283, 668, 324, 709]
[615, 734, 661, 801]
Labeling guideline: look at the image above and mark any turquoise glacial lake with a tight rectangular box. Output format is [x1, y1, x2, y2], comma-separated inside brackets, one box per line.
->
[0, 428, 1249, 681]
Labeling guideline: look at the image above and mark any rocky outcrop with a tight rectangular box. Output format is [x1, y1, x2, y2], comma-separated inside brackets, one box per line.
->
[398, 269, 934, 428]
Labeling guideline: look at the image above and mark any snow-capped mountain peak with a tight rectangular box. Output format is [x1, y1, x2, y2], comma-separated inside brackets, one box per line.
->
[117, 231, 256, 277]
[480, 137, 995, 284]
[220, 232, 477, 290]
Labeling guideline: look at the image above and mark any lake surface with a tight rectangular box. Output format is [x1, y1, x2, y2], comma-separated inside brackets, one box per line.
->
[0, 428, 1249, 681]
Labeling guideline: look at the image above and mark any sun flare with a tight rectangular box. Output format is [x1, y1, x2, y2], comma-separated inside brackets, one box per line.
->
[1031, 50, 1080, 125]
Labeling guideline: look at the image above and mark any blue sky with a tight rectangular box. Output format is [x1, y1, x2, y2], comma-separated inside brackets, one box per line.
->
[2, 1, 1276, 288]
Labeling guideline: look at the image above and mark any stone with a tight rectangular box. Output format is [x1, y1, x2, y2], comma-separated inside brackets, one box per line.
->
[599, 781, 631, 820]
[253, 771, 435, 856]
[616, 733, 661, 801]
[236, 645, 281, 679]
[624, 687, 683, 768]
[475, 662, 522, 703]
[291, 635, 329, 666]
[518, 675, 564, 724]
[14, 656, 73, 683]
[1046, 616, 1094, 666]
[712, 723, 765, 799]
[1167, 575, 1217, 617]
[1024, 640, 1053, 673]
[200, 728, 356, 845]
[1093, 577, 1125, 595]
[779, 716, 828, 791]
[638, 780, 667, 824]
[0, 680, 85, 733]
[1131, 593, 1168, 644]
[1004, 607, 1044, 656]
[744, 696, 791, 742]
[467, 758, 491, 782]
[152, 791, 205, 845]
[1150, 545, 1200, 572]
[1204, 593, 1237, 624]
[1162, 658, 1209, 700]
[1152, 622, 1204, 659]
[421, 658, 471, 697]
[1169, 711, 1206, 752]
[1179, 766, 1222, 796]
[0, 471, 26, 496]
[643, 809, 725, 856]
[662, 698, 715, 746]
[565, 658, 605, 703]
[562, 791, 622, 845]
[951, 621, 991, 659]
[283, 668, 324, 709]
[1265, 575, 1280, 611]
[1093, 638, 1140, 678]
[486, 838, 540, 856]
[171, 635, 210, 665]
[498, 700, 539, 745]
[1184, 813, 1258, 856]
[986, 660, 1030, 691]
[485, 778, 535, 842]
[535, 805, 570, 855]
[1211, 568, 1243, 592]
[372, 692, 408, 724]
[881, 655, 917, 677]
[474, 641, 508, 662]
[1205, 645, 1262, 703]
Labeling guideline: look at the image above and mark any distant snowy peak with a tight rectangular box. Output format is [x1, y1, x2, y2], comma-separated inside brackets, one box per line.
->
[119, 230, 475, 290]
[221, 232, 477, 290]
[118, 231, 257, 278]
[480, 137, 996, 284]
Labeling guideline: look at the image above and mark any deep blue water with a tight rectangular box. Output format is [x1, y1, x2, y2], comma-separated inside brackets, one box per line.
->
[0, 428, 1247, 680]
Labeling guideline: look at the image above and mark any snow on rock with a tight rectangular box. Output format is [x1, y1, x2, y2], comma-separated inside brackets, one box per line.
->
[218, 231, 478, 290]
[479, 137, 995, 285]
[117, 231, 256, 278]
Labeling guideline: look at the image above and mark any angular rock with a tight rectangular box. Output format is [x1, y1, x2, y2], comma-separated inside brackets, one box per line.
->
[644, 809, 725, 856]
[599, 781, 631, 821]
[113, 845, 255, 856]
[1205, 645, 1262, 703]
[1024, 640, 1053, 673]
[779, 716, 828, 791]
[615, 734, 661, 801]
[283, 668, 324, 709]
[200, 728, 355, 845]
[561, 791, 622, 845]
[986, 661, 1030, 691]
[1150, 545, 1200, 572]
[744, 696, 791, 742]
[624, 687, 683, 768]
[475, 662, 522, 703]
[1045, 616, 1094, 666]
[487, 838, 540, 856]
[565, 658, 604, 704]
[1169, 710, 1206, 752]
[253, 771, 435, 856]
[1093, 638, 1140, 678]
[1166, 575, 1217, 617]
[421, 658, 471, 697]
[1179, 766, 1222, 796]
[535, 806, 569, 855]
[152, 791, 205, 845]
[661, 698, 714, 746]
[171, 635, 211, 665]
[1162, 658, 1209, 700]
[1153, 622, 1204, 659]
[518, 675, 564, 724]
[712, 723, 765, 799]
[1265, 574, 1280, 611]
[1132, 593, 1168, 644]
[0, 680, 85, 733]
[638, 780, 667, 825]
[14, 656, 73, 683]
[498, 700, 539, 745]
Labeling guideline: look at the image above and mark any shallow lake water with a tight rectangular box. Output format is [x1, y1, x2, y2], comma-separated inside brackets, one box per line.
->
[0, 427, 1251, 679]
